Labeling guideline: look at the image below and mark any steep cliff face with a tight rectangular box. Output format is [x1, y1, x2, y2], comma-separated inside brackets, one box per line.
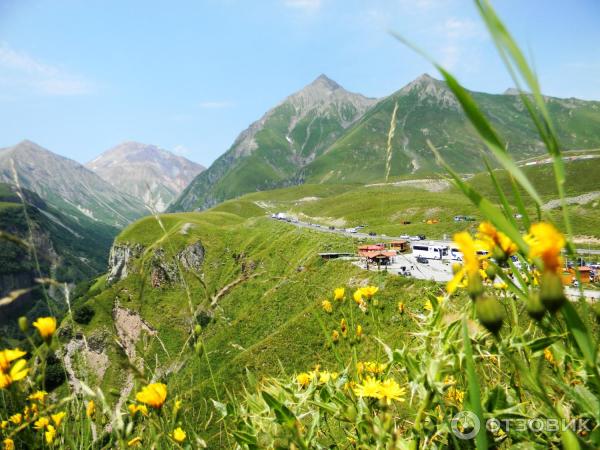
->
[106, 241, 205, 286]
[106, 243, 144, 285]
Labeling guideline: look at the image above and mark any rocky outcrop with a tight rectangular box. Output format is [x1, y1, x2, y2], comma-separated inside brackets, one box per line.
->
[177, 241, 205, 272]
[107, 240, 204, 287]
[106, 243, 144, 284]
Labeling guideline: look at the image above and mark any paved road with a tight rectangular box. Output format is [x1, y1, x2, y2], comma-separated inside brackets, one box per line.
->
[274, 217, 600, 300]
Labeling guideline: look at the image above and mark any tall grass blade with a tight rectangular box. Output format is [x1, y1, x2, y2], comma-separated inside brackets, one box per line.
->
[462, 318, 488, 450]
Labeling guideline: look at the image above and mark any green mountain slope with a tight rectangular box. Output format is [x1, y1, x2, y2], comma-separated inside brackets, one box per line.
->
[301, 75, 600, 183]
[0, 183, 115, 342]
[169, 75, 377, 211]
[172, 74, 600, 212]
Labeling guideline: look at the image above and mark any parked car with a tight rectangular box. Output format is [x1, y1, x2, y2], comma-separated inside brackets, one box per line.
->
[328, 226, 335, 230]
[400, 234, 410, 239]
[409, 236, 421, 241]
[369, 232, 377, 236]
[418, 234, 426, 240]
[416, 256, 429, 264]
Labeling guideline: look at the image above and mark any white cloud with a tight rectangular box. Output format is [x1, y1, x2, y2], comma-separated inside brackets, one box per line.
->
[198, 100, 234, 109]
[0, 42, 94, 96]
[283, 0, 322, 13]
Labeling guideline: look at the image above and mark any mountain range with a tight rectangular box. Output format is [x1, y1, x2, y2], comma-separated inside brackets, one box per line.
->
[87, 142, 205, 212]
[171, 73, 600, 211]
[169, 74, 377, 211]
[0, 140, 147, 228]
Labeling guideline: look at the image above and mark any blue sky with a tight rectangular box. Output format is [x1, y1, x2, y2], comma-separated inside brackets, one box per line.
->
[0, 0, 598, 166]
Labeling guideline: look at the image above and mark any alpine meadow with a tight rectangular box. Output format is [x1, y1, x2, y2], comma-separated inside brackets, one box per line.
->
[2, 1, 600, 449]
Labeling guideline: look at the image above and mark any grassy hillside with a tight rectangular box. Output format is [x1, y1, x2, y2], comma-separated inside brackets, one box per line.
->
[70, 206, 448, 444]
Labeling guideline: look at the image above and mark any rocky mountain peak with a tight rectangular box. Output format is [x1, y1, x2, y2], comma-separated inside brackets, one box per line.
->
[399, 73, 459, 109]
[86, 142, 205, 212]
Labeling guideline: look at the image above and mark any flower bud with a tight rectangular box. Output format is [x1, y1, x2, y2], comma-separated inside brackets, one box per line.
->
[194, 324, 202, 336]
[467, 272, 484, 300]
[492, 247, 507, 264]
[194, 341, 204, 356]
[526, 292, 546, 321]
[485, 264, 497, 280]
[475, 296, 504, 334]
[540, 271, 566, 313]
[18, 316, 28, 332]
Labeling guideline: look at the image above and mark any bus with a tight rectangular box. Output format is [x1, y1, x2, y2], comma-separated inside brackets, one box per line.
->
[412, 243, 449, 260]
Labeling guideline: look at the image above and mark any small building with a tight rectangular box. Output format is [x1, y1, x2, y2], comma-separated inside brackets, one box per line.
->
[362, 250, 397, 266]
[390, 240, 409, 252]
[358, 244, 385, 256]
[562, 267, 593, 285]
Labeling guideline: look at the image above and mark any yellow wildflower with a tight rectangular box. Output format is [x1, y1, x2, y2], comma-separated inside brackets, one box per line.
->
[45, 424, 56, 444]
[378, 379, 406, 405]
[51, 412, 66, 427]
[493, 282, 508, 290]
[353, 289, 363, 303]
[447, 231, 485, 296]
[127, 437, 142, 447]
[34, 417, 50, 430]
[361, 286, 379, 299]
[424, 299, 433, 312]
[397, 302, 405, 313]
[136, 383, 167, 409]
[477, 222, 517, 258]
[340, 318, 348, 337]
[319, 371, 338, 384]
[3, 439, 15, 450]
[353, 376, 382, 399]
[333, 287, 345, 301]
[0, 359, 29, 389]
[1, 421, 7, 430]
[296, 372, 312, 388]
[356, 324, 363, 337]
[9, 413, 22, 425]
[172, 427, 187, 443]
[32, 317, 57, 342]
[0, 349, 26, 372]
[128, 403, 149, 417]
[86, 400, 96, 418]
[525, 223, 565, 272]
[321, 300, 333, 313]
[331, 329, 340, 342]
[28, 390, 48, 403]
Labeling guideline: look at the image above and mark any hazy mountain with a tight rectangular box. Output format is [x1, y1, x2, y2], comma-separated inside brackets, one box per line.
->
[87, 142, 205, 212]
[0, 140, 147, 228]
[301, 74, 600, 183]
[169, 74, 378, 211]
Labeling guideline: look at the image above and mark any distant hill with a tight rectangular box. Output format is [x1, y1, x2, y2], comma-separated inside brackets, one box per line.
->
[87, 142, 205, 212]
[0, 140, 147, 227]
[171, 74, 600, 211]
[169, 74, 377, 211]
[0, 182, 115, 341]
